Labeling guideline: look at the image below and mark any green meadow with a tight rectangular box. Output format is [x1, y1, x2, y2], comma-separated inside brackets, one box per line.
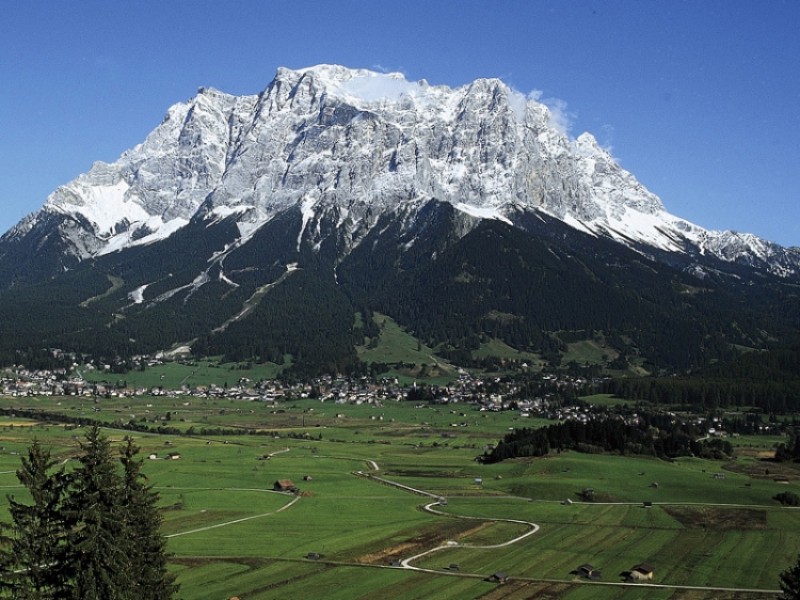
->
[80, 359, 288, 389]
[0, 394, 796, 599]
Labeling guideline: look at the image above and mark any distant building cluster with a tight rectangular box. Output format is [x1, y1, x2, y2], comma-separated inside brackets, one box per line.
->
[0, 359, 593, 412]
[0, 357, 782, 439]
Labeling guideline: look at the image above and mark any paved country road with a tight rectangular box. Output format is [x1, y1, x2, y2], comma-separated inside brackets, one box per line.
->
[159, 451, 784, 596]
[357, 460, 783, 596]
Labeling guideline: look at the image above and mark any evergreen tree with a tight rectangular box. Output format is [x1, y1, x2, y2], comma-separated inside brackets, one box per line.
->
[60, 427, 133, 600]
[776, 427, 800, 462]
[0, 432, 177, 599]
[0, 522, 14, 597]
[780, 555, 800, 600]
[119, 437, 178, 600]
[4, 440, 68, 599]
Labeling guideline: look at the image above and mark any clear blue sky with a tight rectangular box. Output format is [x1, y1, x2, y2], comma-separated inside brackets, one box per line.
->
[2, 0, 799, 245]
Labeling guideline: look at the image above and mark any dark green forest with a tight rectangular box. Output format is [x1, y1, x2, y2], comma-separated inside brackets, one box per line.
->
[603, 346, 800, 412]
[0, 202, 798, 384]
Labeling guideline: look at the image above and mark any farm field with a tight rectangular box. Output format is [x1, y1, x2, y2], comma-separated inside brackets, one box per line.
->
[0, 394, 797, 599]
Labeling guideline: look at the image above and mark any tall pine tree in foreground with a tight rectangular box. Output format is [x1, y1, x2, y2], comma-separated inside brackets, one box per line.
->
[60, 427, 132, 600]
[0, 428, 177, 599]
[119, 437, 178, 600]
[3, 440, 68, 599]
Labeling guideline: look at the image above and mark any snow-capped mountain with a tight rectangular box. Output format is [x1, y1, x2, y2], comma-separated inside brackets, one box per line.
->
[1, 65, 799, 376]
[3, 64, 798, 277]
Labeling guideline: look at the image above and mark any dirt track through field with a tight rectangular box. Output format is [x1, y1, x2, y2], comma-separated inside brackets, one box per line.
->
[165, 492, 300, 538]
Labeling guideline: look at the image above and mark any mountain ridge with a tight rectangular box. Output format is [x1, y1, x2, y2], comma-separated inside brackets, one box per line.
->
[2, 64, 798, 282]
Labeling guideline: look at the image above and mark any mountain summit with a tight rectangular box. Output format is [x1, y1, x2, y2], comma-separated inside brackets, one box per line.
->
[3, 64, 798, 278]
[0, 65, 797, 374]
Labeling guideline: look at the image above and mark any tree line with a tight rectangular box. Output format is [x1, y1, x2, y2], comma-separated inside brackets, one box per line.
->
[603, 373, 800, 413]
[0, 428, 176, 599]
[481, 413, 733, 464]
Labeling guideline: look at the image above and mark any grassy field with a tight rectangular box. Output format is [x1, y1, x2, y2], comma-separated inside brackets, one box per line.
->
[356, 313, 457, 384]
[0, 394, 797, 599]
[80, 358, 289, 389]
[356, 313, 436, 365]
[561, 339, 614, 366]
[472, 338, 544, 367]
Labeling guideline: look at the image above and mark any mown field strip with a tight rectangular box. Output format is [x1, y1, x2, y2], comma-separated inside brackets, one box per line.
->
[166, 494, 301, 538]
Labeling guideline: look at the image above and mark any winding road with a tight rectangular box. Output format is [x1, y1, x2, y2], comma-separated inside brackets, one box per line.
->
[353, 466, 539, 572]
[400, 501, 540, 573]
[355, 459, 782, 595]
[160, 449, 782, 595]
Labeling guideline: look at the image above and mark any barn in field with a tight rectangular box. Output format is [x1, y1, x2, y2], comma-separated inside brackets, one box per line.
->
[273, 479, 298, 493]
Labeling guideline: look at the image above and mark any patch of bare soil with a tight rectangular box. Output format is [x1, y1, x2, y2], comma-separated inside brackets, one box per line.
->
[356, 542, 419, 565]
[353, 519, 488, 565]
[476, 580, 574, 599]
[457, 521, 494, 540]
[171, 556, 269, 569]
[724, 459, 800, 482]
[663, 506, 767, 530]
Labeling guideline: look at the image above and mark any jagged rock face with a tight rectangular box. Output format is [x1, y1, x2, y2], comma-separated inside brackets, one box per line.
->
[196, 68, 569, 239]
[195, 66, 671, 247]
[1, 64, 798, 278]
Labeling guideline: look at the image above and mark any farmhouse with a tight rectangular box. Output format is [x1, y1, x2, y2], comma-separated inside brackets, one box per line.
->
[627, 563, 654, 581]
[273, 479, 299, 493]
[576, 563, 601, 580]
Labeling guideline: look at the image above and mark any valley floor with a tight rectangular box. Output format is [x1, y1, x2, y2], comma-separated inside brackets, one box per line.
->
[0, 394, 796, 599]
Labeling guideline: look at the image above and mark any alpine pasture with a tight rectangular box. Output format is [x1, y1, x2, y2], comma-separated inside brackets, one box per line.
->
[0, 394, 797, 599]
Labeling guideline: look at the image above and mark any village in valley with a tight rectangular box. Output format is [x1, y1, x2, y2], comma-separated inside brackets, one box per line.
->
[1, 352, 787, 449]
[1, 354, 593, 410]
[0, 356, 760, 439]
[0, 353, 798, 598]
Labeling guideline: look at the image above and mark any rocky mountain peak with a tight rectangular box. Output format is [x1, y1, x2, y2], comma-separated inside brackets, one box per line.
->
[1, 65, 797, 278]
